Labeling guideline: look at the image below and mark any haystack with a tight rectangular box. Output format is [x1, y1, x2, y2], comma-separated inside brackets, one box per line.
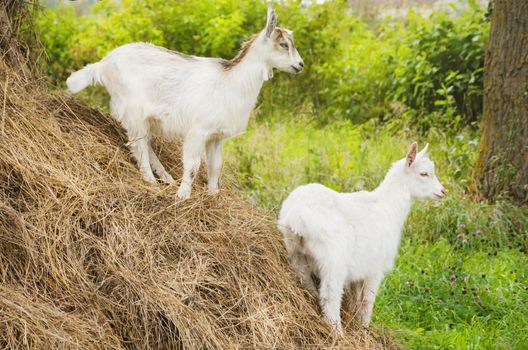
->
[0, 3, 392, 349]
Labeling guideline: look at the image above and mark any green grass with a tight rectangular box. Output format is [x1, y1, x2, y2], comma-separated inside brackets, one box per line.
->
[225, 118, 528, 349]
[379, 223, 528, 349]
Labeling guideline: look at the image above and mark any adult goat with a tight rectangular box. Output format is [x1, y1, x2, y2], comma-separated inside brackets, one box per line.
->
[66, 5, 303, 199]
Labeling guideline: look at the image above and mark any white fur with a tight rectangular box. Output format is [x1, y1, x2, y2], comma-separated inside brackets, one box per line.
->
[66, 6, 303, 199]
[278, 143, 446, 332]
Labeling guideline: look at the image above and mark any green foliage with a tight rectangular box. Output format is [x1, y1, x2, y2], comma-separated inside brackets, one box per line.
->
[36, 5, 80, 81]
[388, 3, 487, 130]
[38, 0, 488, 130]
[379, 236, 528, 350]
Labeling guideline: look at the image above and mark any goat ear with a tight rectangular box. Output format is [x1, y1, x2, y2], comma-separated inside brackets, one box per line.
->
[417, 143, 429, 159]
[406, 142, 418, 167]
[265, 4, 278, 38]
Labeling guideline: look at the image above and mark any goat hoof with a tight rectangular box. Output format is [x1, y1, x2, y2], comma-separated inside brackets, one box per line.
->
[159, 174, 175, 185]
[144, 177, 157, 186]
[207, 188, 220, 195]
[176, 187, 191, 200]
[334, 325, 344, 336]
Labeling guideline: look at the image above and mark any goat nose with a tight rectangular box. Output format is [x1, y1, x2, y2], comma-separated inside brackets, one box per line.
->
[299, 61, 304, 68]
[441, 188, 447, 196]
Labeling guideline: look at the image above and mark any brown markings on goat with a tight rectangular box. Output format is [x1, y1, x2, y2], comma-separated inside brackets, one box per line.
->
[220, 34, 258, 70]
[273, 28, 296, 54]
[273, 28, 294, 48]
[220, 28, 295, 70]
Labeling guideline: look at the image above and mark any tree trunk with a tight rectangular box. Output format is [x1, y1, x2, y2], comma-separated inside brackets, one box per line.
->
[475, 0, 528, 205]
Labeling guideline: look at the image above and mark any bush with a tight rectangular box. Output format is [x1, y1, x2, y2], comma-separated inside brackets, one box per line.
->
[387, 3, 488, 130]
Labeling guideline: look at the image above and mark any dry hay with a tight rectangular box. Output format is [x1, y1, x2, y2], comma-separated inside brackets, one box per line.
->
[0, 60, 394, 349]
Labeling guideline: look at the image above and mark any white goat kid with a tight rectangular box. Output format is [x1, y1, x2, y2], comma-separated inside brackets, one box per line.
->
[66, 6, 303, 199]
[278, 142, 446, 332]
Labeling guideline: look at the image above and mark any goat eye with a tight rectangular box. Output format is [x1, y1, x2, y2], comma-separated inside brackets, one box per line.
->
[420, 172, 429, 177]
[280, 42, 289, 49]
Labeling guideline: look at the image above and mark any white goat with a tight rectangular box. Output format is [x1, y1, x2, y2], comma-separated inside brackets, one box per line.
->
[278, 142, 446, 332]
[66, 6, 303, 199]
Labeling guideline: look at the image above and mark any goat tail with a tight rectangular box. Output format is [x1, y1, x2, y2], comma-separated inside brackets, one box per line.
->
[278, 204, 325, 242]
[278, 209, 308, 240]
[66, 62, 102, 94]
[277, 220, 301, 256]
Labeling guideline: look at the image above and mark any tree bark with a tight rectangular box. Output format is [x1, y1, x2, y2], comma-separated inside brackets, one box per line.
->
[475, 0, 528, 205]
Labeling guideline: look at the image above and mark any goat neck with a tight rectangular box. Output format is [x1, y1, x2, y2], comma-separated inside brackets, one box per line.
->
[223, 37, 270, 97]
[372, 161, 413, 230]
